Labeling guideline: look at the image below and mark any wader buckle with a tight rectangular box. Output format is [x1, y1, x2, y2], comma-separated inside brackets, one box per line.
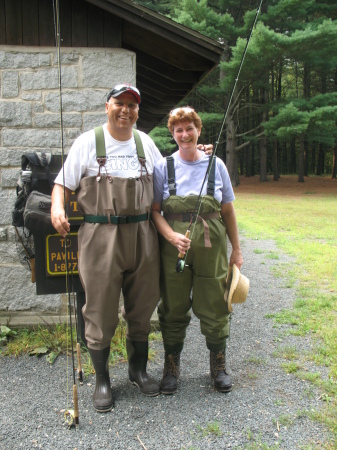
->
[118, 216, 128, 224]
[182, 213, 193, 222]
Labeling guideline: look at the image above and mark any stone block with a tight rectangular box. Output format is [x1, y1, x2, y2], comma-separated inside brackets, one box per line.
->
[3, 129, 61, 148]
[83, 113, 107, 132]
[45, 90, 105, 113]
[22, 92, 41, 101]
[82, 50, 136, 88]
[0, 148, 23, 166]
[0, 101, 32, 126]
[20, 66, 78, 90]
[0, 227, 7, 241]
[0, 265, 62, 312]
[2, 71, 19, 98]
[0, 51, 50, 69]
[0, 190, 16, 225]
[0, 240, 19, 263]
[1, 168, 20, 187]
[34, 113, 83, 129]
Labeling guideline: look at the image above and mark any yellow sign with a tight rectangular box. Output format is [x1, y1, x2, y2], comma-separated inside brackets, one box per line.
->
[46, 233, 79, 276]
[68, 191, 83, 222]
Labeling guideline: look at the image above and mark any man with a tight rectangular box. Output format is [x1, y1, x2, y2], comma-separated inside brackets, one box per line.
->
[51, 84, 162, 413]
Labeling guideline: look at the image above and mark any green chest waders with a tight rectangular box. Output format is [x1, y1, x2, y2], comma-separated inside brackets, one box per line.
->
[158, 157, 230, 353]
[77, 128, 160, 350]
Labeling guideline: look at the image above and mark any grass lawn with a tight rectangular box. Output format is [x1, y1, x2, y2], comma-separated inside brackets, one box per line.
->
[234, 174, 337, 447]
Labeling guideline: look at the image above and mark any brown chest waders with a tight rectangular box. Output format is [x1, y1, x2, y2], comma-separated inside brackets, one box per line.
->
[77, 128, 160, 350]
[158, 156, 230, 354]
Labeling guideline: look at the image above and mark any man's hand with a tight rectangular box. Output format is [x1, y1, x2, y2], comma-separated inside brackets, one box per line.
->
[51, 206, 70, 237]
[51, 184, 71, 237]
[197, 144, 213, 155]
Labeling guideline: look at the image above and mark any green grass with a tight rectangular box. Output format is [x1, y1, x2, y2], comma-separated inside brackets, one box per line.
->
[1, 320, 159, 371]
[234, 180, 337, 446]
[195, 421, 222, 437]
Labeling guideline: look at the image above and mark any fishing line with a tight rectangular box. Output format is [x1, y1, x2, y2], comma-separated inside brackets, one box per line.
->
[53, 0, 79, 427]
[176, 0, 263, 273]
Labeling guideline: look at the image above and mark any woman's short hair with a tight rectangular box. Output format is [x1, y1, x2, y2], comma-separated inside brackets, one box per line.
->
[167, 107, 202, 134]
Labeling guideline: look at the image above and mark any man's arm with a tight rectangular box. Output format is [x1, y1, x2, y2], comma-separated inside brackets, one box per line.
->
[220, 202, 243, 269]
[51, 184, 71, 237]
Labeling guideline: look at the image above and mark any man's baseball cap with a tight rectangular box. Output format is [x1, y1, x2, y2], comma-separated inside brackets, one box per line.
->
[107, 84, 141, 104]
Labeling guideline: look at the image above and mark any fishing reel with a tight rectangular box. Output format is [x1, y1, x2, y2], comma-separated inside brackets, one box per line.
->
[175, 258, 185, 273]
[176, 258, 192, 273]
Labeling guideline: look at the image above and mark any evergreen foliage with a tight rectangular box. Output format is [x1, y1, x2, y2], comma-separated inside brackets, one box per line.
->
[134, 0, 337, 183]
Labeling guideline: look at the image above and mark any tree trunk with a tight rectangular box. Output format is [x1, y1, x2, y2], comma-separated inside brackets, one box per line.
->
[260, 87, 268, 182]
[316, 144, 324, 175]
[332, 146, 336, 179]
[290, 139, 296, 173]
[273, 140, 279, 181]
[298, 133, 305, 182]
[245, 145, 252, 177]
[304, 140, 309, 176]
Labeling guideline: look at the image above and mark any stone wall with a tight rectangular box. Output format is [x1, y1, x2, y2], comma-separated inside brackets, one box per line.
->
[0, 45, 136, 316]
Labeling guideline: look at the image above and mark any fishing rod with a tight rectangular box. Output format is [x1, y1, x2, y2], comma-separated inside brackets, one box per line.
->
[53, 0, 79, 427]
[176, 0, 263, 273]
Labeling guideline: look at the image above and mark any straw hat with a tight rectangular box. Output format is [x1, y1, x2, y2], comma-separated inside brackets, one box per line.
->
[224, 264, 250, 312]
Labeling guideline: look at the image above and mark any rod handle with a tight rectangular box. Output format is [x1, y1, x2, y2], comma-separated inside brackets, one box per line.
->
[30, 258, 36, 283]
[73, 384, 79, 425]
[76, 343, 83, 383]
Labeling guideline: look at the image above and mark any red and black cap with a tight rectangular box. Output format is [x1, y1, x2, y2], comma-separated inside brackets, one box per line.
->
[107, 84, 141, 104]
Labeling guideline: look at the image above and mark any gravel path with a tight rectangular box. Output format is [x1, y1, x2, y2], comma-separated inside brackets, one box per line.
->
[0, 236, 333, 450]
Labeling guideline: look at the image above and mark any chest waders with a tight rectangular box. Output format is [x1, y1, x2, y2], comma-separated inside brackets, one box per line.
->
[78, 128, 160, 404]
[77, 128, 160, 351]
[158, 156, 230, 355]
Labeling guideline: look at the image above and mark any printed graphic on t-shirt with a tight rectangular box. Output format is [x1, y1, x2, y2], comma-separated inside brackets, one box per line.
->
[105, 154, 141, 177]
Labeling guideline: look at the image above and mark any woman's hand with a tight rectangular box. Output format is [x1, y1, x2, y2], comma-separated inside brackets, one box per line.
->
[229, 248, 244, 270]
[168, 231, 191, 254]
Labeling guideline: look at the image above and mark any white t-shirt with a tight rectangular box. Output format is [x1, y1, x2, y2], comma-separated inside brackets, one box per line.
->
[153, 151, 235, 204]
[55, 123, 163, 191]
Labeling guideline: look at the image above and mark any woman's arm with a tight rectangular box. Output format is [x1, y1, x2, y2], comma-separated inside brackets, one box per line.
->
[220, 202, 243, 269]
[151, 202, 190, 254]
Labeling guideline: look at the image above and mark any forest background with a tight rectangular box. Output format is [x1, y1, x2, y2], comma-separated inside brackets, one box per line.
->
[134, 0, 337, 186]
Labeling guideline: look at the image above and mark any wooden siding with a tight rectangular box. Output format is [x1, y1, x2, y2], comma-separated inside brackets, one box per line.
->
[0, 0, 122, 47]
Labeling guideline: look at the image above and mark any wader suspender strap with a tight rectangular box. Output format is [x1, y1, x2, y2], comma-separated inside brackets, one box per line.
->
[94, 126, 146, 165]
[166, 155, 216, 197]
[207, 156, 216, 197]
[85, 127, 150, 224]
[166, 156, 176, 195]
[94, 126, 107, 180]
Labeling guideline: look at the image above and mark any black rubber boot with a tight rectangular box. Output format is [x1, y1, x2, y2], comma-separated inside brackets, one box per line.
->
[88, 347, 114, 412]
[160, 352, 180, 395]
[126, 340, 160, 396]
[210, 349, 232, 393]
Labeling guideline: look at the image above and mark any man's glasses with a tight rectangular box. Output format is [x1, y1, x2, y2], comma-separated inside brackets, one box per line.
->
[107, 84, 141, 103]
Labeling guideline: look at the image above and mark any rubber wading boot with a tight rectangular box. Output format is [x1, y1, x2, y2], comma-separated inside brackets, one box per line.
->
[88, 347, 114, 412]
[160, 352, 181, 395]
[126, 340, 160, 396]
[210, 349, 232, 393]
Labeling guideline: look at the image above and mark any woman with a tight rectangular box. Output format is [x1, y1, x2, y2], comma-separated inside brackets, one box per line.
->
[152, 107, 243, 394]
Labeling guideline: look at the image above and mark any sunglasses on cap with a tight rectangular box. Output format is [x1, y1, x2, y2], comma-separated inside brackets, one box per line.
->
[107, 84, 141, 103]
[170, 107, 195, 116]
